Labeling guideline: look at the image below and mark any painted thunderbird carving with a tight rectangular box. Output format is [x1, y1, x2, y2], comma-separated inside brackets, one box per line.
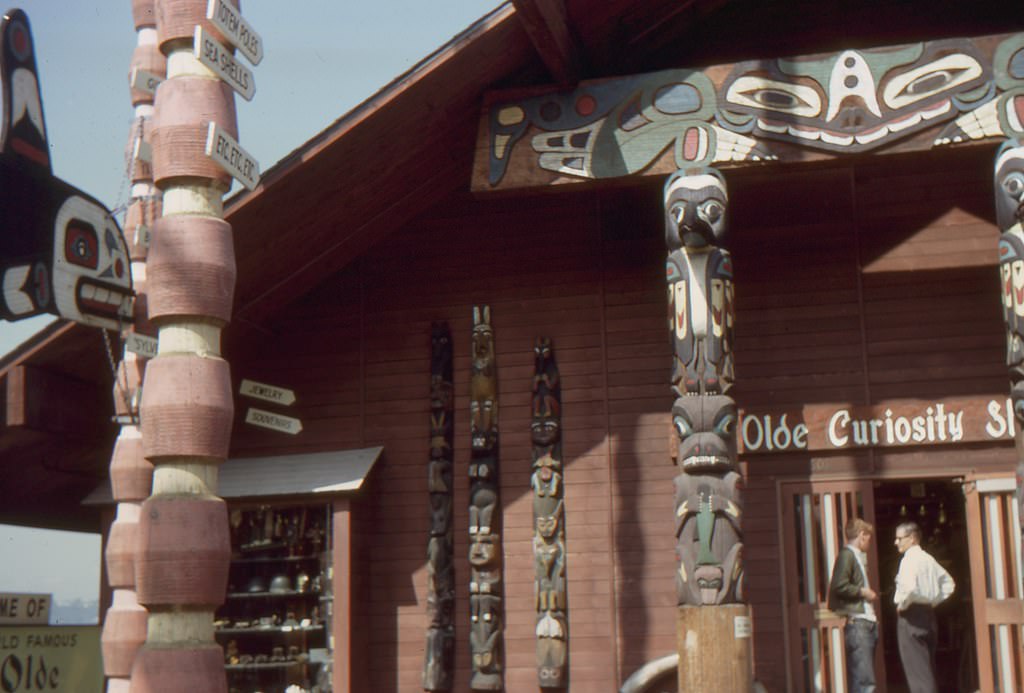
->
[480, 33, 1024, 190]
[0, 9, 132, 329]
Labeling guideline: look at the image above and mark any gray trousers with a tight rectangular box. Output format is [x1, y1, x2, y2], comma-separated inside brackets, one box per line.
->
[897, 604, 938, 693]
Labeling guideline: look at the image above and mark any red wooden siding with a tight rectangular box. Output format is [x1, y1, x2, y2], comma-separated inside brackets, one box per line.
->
[226, 145, 1010, 691]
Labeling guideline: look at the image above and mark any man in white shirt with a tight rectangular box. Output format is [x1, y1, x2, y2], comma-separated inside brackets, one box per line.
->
[893, 521, 955, 693]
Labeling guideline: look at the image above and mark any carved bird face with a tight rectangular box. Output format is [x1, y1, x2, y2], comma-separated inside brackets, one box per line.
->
[664, 167, 728, 250]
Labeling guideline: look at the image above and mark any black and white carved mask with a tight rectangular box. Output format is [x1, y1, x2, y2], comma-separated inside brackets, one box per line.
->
[664, 167, 728, 250]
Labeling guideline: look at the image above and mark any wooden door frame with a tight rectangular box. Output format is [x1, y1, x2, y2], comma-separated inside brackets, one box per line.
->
[777, 478, 883, 693]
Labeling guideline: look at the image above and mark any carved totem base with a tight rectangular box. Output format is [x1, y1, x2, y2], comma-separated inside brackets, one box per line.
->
[677, 604, 753, 692]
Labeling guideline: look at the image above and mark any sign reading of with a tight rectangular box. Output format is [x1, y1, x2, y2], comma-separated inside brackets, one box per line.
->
[240, 379, 295, 406]
[245, 408, 302, 435]
[0, 625, 102, 692]
[205, 122, 260, 190]
[194, 26, 255, 101]
[125, 333, 158, 360]
[0, 595, 49, 626]
[739, 395, 1016, 455]
[206, 0, 263, 65]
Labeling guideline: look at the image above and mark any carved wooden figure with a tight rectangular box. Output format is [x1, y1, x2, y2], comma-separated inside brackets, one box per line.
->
[531, 337, 567, 688]
[424, 322, 455, 691]
[995, 140, 1024, 534]
[0, 10, 133, 330]
[469, 306, 503, 690]
[664, 168, 744, 608]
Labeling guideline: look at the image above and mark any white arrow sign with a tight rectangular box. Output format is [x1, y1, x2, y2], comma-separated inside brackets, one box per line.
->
[125, 333, 158, 359]
[205, 121, 260, 190]
[194, 25, 255, 101]
[206, 0, 263, 65]
[245, 407, 303, 435]
[240, 378, 296, 406]
[130, 67, 164, 95]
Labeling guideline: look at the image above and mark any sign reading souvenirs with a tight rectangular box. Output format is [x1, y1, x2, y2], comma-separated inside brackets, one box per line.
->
[244, 407, 302, 435]
[0, 10, 133, 331]
[0, 594, 50, 626]
[194, 26, 255, 101]
[239, 378, 295, 406]
[206, 0, 263, 66]
[739, 396, 1017, 454]
[0, 625, 102, 692]
[205, 122, 260, 190]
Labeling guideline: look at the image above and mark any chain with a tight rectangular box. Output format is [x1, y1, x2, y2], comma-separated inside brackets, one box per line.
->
[103, 320, 138, 425]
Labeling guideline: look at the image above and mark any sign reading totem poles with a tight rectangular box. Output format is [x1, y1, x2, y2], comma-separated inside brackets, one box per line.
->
[0, 10, 133, 331]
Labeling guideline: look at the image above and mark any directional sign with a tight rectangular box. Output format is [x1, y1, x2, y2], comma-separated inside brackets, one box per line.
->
[194, 25, 255, 101]
[205, 122, 260, 190]
[130, 67, 163, 95]
[133, 137, 152, 163]
[240, 378, 296, 406]
[133, 223, 151, 249]
[125, 332, 158, 359]
[206, 0, 263, 65]
[245, 407, 303, 435]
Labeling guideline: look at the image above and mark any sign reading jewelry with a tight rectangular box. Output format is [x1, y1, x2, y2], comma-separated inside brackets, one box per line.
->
[739, 396, 1016, 454]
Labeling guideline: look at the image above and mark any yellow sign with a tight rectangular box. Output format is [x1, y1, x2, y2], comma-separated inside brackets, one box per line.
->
[0, 626, 101, 692]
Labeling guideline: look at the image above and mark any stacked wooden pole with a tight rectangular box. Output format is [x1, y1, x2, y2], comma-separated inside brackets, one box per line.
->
[993, 140, 1024, 536]
[663, 167, 752, 691]
[423, 322, 456, 690]
[131, 1, 238, 690]
[100, 2, 164, 690]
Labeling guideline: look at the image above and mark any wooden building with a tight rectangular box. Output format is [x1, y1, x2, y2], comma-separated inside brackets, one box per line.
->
[4, 1, 1024, 691]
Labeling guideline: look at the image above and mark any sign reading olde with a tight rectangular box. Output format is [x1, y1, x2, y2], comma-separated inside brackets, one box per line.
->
[739, 396, 1016, 455]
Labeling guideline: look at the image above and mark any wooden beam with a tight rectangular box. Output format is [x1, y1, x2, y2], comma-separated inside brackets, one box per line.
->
[5, 364, 111, 437]
[511, 0, 583, 85]
[473, 32, 1023, 192]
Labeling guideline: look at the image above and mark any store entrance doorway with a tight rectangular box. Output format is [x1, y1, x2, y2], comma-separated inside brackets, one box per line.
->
[872, 480, 977, 693]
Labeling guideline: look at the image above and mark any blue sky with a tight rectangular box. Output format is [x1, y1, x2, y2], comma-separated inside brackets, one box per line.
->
[1, 0, 500, 603]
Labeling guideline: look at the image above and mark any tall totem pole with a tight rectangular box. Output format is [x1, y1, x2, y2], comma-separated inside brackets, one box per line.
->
[469, 305, 503, 690]
[531, 337, 568, 688]
[132, 0, 239, 689]
[424, 322, 456, 690]
[995, 140, 1024, 535]
[664, 167, 752, 690]
[100, 1, 164, 690]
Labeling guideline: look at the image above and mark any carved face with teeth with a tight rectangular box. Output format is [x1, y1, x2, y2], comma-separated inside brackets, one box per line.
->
[721, 40, 989, 152]
[51, 195, 132, 329]
[672, 395, 737, 472]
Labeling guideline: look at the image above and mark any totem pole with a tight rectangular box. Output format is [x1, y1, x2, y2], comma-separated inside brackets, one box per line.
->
[424, 322, 456, 690]
[995, 140, 1024, 533]
[469, 305, 503, 690]
[100, 1, 164, 689]
[531, 337, 568, 688]
[132, 1, 240, 690]
[664, 168, 751, 690]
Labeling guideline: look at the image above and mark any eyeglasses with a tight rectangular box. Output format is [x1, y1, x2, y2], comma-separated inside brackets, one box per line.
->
[894, 534, 910, 543]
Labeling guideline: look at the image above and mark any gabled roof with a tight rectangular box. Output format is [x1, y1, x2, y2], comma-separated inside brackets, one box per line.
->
[3, 0, 1021, 528]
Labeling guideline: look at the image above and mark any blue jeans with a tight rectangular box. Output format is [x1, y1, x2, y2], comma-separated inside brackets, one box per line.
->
[845, 619, 877, 693]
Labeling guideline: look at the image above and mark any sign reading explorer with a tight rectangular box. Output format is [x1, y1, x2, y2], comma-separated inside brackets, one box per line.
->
[739, 396, 1016, 454]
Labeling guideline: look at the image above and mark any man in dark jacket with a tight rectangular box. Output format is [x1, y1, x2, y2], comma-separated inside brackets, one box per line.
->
[828, 518, 879, 693]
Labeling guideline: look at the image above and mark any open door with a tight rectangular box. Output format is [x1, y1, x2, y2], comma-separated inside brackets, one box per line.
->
[963, 477, 1024, 692]
[780, 480, 885, 693]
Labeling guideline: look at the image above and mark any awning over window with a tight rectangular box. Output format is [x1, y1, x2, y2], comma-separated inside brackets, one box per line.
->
[84, 446, 383, 504]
